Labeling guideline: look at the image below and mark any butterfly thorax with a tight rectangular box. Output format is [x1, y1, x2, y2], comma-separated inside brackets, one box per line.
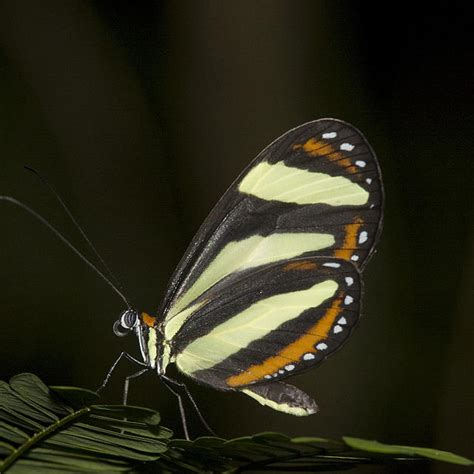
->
[138, 313, 171, 374]
[133, 312, 155, 368]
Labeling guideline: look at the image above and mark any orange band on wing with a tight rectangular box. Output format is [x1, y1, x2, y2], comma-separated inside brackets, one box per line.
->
[226, 298, 343, 387]
[283, 260, 318, 271]
[293, 138, 358, 174]
[333, 217, 363, 260]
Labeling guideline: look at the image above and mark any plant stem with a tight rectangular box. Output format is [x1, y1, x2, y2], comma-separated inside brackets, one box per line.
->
[1, 406, 91, 472]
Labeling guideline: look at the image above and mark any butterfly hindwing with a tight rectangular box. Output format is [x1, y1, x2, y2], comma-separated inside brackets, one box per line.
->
[160, 119, 382, 328]
[242, 381, 319, 416]
[165, 257, 361, 391]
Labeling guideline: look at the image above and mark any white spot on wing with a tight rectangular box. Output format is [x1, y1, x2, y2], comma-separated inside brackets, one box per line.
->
[323, 262, 341, 268]
[303, 353, 315, 361]
[264, 374, 272, 380]
[338, 317, 347, 325]
[355, 160, 366, 168]
[344, 295, 353, 305]
[316, 342, 328, 350]
[285, 364, 295, 371]
[333, 325, 343, 334]
[351, 254, 360, 261]
[279, 369, 285, 375]
[366, 178, 372, 184]
[345, 276, 354, 286]
[358, 231, 368, 244]
[340, 143, 355, 151]
[322, 132, 337, 139]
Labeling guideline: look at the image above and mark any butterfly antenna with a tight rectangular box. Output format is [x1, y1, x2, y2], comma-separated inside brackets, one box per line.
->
[24, 165, 126, 297]
[0, 195, 132, 308]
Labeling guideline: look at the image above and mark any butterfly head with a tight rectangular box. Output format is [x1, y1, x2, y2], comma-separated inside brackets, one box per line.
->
[113, 309, 159, 368]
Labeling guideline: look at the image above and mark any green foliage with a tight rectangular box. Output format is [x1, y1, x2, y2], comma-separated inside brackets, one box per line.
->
[0, 374, 471, 473]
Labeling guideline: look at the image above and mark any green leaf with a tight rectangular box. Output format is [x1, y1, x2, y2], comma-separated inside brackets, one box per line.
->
[50, 386, 99, 409]
[0, 374, 170, 473]
[344, 436, 474, 466]
[160, 429, 473, 472]
[1, 374, 472, 473]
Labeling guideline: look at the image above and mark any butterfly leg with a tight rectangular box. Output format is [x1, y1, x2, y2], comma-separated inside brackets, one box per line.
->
[96, 351, 146, 394]
[161, 377, 190, 440]
[161, 374, 217, 436]
[123, 368, 148, 405]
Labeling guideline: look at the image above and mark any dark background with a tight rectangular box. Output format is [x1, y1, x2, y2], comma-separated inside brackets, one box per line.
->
[0, 2, 472, 473]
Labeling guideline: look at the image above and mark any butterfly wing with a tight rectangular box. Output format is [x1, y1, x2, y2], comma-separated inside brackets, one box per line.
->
[241, 381, 319, 416]
[160, 119, 383, 328]
[166, 257, 361, 397]
[158, 119, 383, 414]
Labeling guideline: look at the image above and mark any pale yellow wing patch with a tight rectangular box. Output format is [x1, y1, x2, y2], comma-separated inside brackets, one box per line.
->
[239, 162, 369, 206]
[175, 279, 338, 375]
[168, 232, 335, 318]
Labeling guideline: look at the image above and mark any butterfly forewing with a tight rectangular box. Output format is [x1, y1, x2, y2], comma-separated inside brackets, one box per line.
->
[160, 119, 382, 324]
[166, 257, 361, 390]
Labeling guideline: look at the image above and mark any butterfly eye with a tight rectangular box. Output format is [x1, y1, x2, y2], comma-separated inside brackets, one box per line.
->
[120, 309, 138, 329]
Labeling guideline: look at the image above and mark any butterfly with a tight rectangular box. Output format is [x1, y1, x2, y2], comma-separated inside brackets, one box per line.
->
[109, 118, 384, 421]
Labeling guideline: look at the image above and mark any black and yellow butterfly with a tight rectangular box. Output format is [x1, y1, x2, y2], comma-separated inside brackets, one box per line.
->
[1, 118, 383, 435]
[110, 118, 384, 419]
